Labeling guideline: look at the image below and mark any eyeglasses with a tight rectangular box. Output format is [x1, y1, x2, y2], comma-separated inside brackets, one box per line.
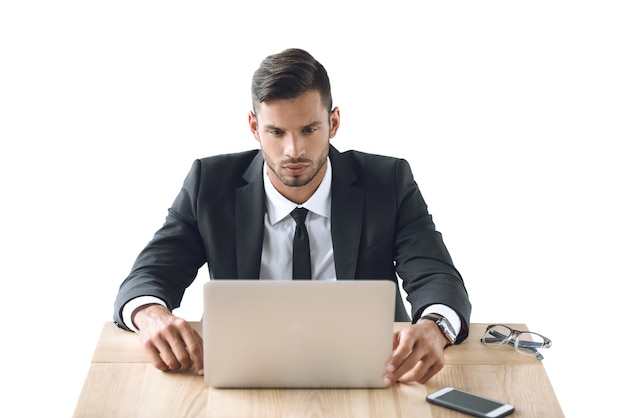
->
[481, 324, 552, 360]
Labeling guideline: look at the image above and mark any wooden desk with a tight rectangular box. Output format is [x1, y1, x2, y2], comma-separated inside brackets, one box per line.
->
[73, 323, 563, 417]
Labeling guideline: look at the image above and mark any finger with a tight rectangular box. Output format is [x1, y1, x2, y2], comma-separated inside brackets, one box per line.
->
[142, 335, 182, 371]
[398, 358, 443, 385]
[141, 324, 190, 371]
[418, 362, 443, 384]
[386, 329, 415, 373]
[160, 323, 202, 371]
[391, 331, 401, 350]
[144, 340, 171, 372]
[386, 347, 422, 383]
[386, 332, 442, 383]
[168, 335, 195, 370]
[179, 327, 204, 374]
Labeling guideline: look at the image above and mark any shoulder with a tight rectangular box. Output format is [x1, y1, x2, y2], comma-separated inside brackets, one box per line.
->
[180, 149, 262, 191]
[190, 150, 262, 179]
[330, 147, 414, 178]
[196, 149, 260, 170]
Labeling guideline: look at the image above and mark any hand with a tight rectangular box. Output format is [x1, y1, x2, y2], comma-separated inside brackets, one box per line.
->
[383, 320, 448, 385]
[132, 304, 204, 375]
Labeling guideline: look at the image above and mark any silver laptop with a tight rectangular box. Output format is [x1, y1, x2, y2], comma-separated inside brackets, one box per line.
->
[202, 280, 396, 388]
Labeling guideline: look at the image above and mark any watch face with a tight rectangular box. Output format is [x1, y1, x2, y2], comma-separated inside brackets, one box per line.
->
[438, 318, 457, 343]
[420, 315, 456, 344]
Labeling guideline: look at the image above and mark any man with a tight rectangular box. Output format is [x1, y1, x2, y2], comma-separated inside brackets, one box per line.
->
[113, 48, 471, 386]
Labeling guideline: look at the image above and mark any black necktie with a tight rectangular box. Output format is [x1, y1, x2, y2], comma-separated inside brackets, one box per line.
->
[290, 207, 311, 280]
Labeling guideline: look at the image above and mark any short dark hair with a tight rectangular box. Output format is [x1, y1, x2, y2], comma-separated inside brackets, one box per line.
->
[251, 48, 333, 113]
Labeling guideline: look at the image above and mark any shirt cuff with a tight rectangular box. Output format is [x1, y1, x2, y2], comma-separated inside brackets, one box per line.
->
[421, 304, 462, 338]
[121, 296, 168, 333]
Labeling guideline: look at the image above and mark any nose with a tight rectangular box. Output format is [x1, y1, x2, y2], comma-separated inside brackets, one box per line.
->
[284, 133, 305, 158]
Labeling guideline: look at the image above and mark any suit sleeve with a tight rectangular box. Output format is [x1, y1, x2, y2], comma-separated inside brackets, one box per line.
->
[113, 160, 207, 330]
[393, 159, 472, 343]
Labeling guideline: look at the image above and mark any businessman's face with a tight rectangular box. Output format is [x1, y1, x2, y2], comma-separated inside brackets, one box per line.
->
[249, 90, 340, 204]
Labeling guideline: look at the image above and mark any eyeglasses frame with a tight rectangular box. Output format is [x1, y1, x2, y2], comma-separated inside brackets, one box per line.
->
[481, 324, 552, 360]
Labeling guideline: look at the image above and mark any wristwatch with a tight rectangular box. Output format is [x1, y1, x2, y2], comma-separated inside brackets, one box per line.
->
[419, 314, 457, 348]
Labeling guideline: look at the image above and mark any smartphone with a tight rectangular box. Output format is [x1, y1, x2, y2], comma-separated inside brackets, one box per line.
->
[426, 387, 515, 418]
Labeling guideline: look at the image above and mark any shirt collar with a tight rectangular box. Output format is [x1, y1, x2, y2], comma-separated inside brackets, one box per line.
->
[263, 157, 332, 225]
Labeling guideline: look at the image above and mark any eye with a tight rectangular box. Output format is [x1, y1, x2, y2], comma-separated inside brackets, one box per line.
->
[269, 128, 284, 136]
[303, 126, 317, 134]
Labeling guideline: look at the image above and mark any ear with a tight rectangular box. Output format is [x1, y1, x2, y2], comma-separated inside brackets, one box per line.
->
[248, 111, 260, 141]
[329, 107, 340, 138]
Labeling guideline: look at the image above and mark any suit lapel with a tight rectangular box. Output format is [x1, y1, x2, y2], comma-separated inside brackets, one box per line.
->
[235, 152, 265, 279]
[329, 147, 364, 280]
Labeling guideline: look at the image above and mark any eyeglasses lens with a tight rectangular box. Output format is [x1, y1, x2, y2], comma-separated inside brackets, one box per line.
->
[482, 325, 511, 346]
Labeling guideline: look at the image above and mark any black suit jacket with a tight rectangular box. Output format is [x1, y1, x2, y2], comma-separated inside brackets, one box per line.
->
[113, 146, 471, 342]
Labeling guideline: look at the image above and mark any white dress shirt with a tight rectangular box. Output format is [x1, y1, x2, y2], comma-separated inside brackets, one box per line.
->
[260, 158, 335, 281]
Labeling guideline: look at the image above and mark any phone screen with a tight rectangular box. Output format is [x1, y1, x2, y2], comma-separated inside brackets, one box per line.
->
[427, 387, 515, 418]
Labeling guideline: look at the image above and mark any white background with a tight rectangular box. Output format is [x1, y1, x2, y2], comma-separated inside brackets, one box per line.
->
[1, 1, 624, 417]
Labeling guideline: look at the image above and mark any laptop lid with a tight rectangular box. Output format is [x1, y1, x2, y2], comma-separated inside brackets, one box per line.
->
[202, 280, 396, 388]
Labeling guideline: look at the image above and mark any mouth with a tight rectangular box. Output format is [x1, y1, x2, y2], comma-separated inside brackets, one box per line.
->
[283, 163, 309, 176]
